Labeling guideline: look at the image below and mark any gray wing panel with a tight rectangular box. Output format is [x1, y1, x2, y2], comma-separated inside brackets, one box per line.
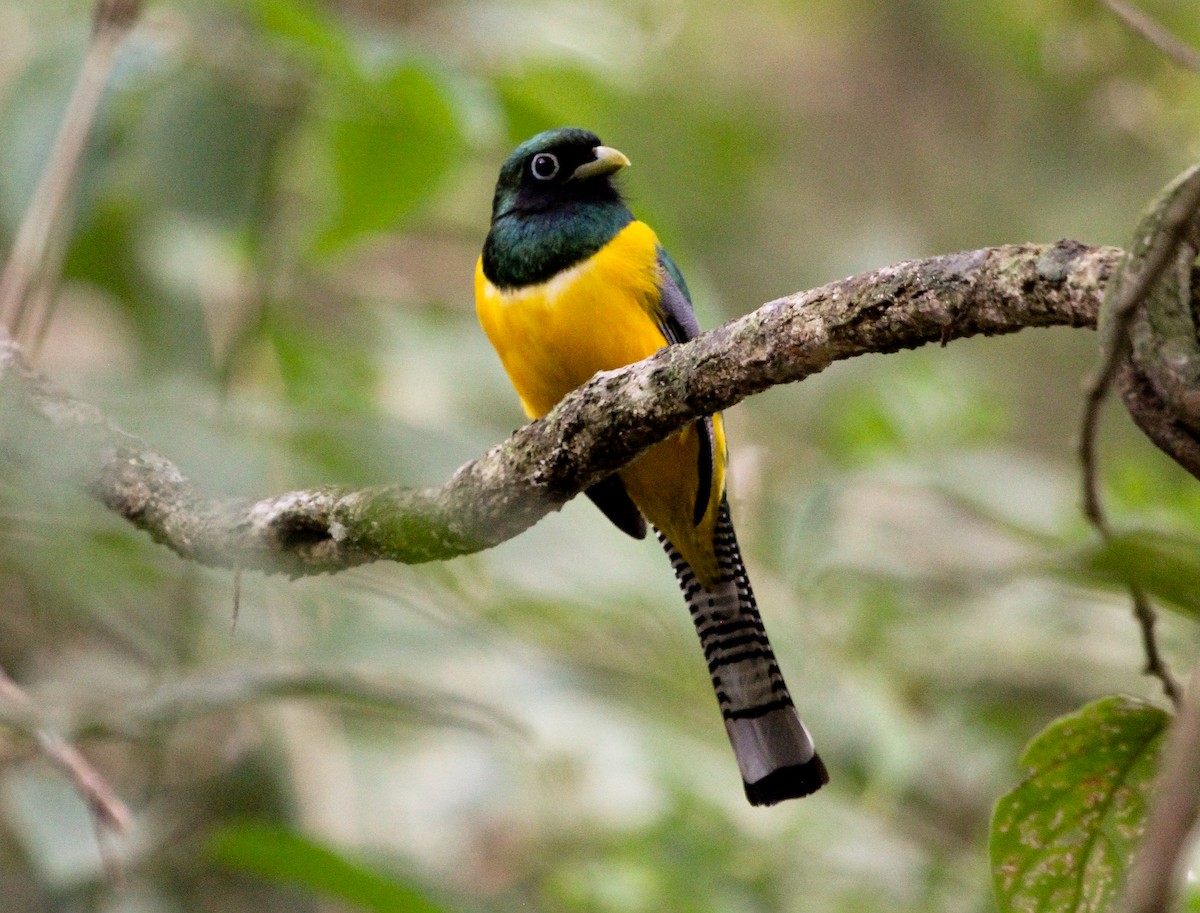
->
[656, 248, 715, 526]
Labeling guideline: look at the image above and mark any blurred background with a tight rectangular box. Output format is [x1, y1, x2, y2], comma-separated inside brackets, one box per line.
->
[2, 0, 1200, 911]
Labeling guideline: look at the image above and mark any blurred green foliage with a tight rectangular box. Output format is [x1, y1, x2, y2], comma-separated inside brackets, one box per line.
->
[1063, 528, 1200, 621]
[210, 823, 454, 913]
[2, 0, 1200, 912]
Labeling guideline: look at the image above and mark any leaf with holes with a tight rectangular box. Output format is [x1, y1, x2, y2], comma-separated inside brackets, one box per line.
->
[990, 696, 1169, 913]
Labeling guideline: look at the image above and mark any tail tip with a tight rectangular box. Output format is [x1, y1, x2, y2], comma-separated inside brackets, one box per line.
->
[743, 754, 830, 806]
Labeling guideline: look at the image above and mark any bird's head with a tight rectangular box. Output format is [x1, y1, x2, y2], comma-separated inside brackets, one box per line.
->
[490, 127, 630, 222]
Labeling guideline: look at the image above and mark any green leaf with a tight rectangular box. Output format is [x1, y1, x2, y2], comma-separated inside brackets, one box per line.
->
[990, 696, 1169, 913]
[1060, 529, 1200, 621]
[494, 64, 621, 147]
[268, 309, 379, 414]
[315, 63, 461, 253]
[210, 823, 455, 913]
[243, 0, 358, 76]
[137, 64, 299, 227]
[62, 198, 139, 305]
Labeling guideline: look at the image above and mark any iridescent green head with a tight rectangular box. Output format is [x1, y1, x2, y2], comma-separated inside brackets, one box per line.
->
[482, 128, 634, 289]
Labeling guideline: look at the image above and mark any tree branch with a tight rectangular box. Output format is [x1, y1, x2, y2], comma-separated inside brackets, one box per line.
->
[0, 666, 131, 836]
[1102, 0, 1200, 73]
[0, 240, 1113, 577]
[1075, 166, 1200, 708]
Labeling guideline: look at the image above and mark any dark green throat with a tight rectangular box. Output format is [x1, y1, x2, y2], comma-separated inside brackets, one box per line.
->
[482, 201, 632, 288]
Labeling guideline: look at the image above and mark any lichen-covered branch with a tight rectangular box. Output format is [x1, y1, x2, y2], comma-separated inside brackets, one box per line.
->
[1077, 166, 1200, 707]
[1109, 169, 1200, 484]
[0, 240, 1115, 577]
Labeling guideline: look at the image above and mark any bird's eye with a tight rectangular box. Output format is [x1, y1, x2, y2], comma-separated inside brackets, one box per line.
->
[530, 152, 560, 181]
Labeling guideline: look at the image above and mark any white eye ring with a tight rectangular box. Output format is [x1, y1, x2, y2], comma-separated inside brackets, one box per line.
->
[530, 152, 560, 181]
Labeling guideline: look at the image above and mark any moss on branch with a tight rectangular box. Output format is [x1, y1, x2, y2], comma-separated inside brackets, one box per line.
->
[0, 241, 1118, 576]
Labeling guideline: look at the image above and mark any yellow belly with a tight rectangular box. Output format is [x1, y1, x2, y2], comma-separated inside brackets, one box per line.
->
[475, 220, 727, 585]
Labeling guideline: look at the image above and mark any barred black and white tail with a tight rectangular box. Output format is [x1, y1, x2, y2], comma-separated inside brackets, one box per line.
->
[659, 500, 828, 806]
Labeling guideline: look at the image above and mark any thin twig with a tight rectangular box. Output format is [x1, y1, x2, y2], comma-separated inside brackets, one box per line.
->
[0, 666, 132, 836]
[231, 563, 243, 634]
[0, 0, 141, 347]
[1080, 173, 1200, 527]
[1121, 659, 1200, 913]
[1103, 0, 1200, 73]
[1130, 590, 1181, 706]
[0, 666, 25, 704]
[1076, 172, 1200, 708]
[33, 732, 131, 833]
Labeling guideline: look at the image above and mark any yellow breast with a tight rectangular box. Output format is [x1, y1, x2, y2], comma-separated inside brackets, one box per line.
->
[475, 218, 728, 586]
[474, 220, 666, 418]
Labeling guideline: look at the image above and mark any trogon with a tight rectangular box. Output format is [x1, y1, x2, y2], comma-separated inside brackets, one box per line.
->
[475, 127, 827, 805]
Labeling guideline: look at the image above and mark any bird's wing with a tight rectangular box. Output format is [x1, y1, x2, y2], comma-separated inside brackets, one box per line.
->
[584, 473, 647, 540]
[654, 247, 702, 344]
[655, 247, 715, 527]
[583, 245, 716, 537]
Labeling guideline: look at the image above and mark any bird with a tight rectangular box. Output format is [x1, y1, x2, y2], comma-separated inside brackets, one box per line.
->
[474, 127, 827, 805]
